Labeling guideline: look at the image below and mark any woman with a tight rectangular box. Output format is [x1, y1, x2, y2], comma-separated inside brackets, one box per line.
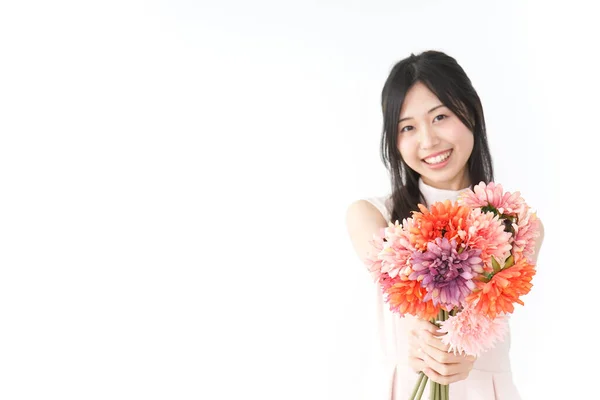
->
[345, 50, 544, 399]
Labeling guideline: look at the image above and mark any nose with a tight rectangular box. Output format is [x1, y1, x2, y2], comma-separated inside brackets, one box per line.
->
[418, 125, 440, 150]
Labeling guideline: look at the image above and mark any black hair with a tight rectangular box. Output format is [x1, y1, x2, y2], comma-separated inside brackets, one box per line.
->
[380, 50, 494, 223]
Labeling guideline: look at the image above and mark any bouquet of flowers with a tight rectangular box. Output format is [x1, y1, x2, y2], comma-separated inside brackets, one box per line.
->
[365, 182, 540, 400]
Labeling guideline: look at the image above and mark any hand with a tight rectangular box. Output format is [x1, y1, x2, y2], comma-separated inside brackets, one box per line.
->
[407, 318, 476, 385]
[407, 317, 439, 374]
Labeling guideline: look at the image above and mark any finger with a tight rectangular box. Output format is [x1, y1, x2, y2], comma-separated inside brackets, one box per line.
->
[409, 316, 440, 334]
[431, 326, 446, 337]
[420, 330, 476, 362]
[421, 344, 463, 365]
[421, 351, 464, 377]
[408, 346, 425, 361]
[420, 330, 452, 353]
[421, 346, 463, 370]
[423, 367, 469, 385]
[408, 330, 422, 350]
[408, 356, 427, 374]
[419, 339, 464, 364]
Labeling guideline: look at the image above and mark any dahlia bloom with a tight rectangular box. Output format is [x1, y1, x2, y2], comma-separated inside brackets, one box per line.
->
[463, 208, 513, 272]
[466, 257, 536, 319]
[379, 274, 439, 320]
[512, 210, 541, 263]
[458, 181, 526, 216]
[377, 220, 417, 278]
[365, 228, 387, 282]
[438, 303, 509, 357]
[408, 200, 472, 251]
[408, 237, 483, 309]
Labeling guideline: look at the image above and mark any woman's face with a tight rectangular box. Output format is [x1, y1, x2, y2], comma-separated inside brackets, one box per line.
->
[397, 82, 474, 190]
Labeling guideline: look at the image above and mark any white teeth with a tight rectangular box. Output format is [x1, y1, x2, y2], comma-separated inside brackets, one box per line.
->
[424, 151, 451, 164]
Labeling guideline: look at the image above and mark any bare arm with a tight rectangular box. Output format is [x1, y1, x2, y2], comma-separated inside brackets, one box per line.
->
[345, 200, 388, 265]
[346, 199, 478, 383]
[532, 218, 545, 263]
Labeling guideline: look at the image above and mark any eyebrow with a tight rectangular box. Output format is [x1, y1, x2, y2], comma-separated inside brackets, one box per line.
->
[399, 104, 445, 123]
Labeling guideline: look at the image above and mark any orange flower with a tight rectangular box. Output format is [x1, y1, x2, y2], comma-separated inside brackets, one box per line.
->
[466, 258, 536, 319]
[381, 275, 440, 320]
[408, 200, 472, 251]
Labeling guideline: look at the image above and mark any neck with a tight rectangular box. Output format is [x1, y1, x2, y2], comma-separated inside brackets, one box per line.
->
[421, 171, 470, 191]
[418, 176, 470, 207]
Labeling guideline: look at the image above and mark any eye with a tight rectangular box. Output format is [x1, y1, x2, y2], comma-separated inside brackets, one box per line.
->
[400, 125, 414, 133]
[433, 114, 447, 122]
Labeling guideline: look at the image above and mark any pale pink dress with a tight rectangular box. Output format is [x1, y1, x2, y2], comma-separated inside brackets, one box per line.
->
[361, 179, 521, 400]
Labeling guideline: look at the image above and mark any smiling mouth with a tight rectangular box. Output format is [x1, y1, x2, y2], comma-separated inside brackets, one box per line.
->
[422, 149, 452, 165]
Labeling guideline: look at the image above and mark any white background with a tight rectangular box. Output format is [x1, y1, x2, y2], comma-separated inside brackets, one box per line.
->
[0, 1, 596, 399]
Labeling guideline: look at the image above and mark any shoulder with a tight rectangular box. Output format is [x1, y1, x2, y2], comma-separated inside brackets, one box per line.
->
[345, 198, 390, 263]
[344, 195, 392, 243]
[346, 195, 392, 223]
[345, 199, 386, 225]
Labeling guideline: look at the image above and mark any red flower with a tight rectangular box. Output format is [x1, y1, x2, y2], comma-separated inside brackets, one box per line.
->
[466, 258, 536, 319]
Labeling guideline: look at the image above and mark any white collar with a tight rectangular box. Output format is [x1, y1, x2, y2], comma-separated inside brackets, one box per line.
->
[418, 178, 471, 207]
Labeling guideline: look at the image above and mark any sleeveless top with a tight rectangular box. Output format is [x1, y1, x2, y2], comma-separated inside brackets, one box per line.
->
[361, 178, 521, 400]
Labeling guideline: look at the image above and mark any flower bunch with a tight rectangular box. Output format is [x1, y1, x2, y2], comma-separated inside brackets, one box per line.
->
[366, 182, 540, 400]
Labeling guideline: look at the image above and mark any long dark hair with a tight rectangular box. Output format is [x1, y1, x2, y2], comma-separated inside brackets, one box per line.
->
[380, 50, 494, 223]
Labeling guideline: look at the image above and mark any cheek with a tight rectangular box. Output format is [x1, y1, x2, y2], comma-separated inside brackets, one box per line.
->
[465, 134, 474, 154]
[397, 135, 416, 159]
[445, 122, 474, 150]
[457, 130, 475, 154]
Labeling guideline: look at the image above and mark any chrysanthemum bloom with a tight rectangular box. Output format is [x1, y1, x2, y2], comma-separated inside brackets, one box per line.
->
[380, 273, 439, 320]
[458, 181, 526, 216]
[365, 224, 439, 320]
[408, 200, 472, 251]
[438, 304, 509, 356]
[512, 210, 541, 263]
[463, 208, 513, 272]
[466, 258, 536, 319]
[408, 237, 483, 309]
[376, 220, 417, 278]
[365, 228, 387, 282]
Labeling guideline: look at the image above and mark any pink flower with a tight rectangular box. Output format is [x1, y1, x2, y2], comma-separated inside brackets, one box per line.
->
[365, 228, 386, 282]
[459, 182, 526, 216]
[463, 208, 513, 271]
[376, 220, 418, 278]
[512, 210, 541, 263]
[366, 219, 418, 281]
[438, 304, 509, 357]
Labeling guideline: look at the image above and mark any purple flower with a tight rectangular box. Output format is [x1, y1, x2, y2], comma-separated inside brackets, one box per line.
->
[409, 237, 483, 309]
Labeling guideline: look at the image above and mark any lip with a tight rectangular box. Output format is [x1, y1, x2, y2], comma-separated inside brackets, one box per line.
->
[421, 149, 453, 161]
[422, 149, 452, 170]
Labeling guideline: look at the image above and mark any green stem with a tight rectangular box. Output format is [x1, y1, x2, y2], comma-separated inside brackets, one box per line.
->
[410, 372, 425, 400]
[430, 379, 435, 400]
[424, 310, 452, 400]
[441, 310, 450, 399]
[415, 375, 428, 400]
